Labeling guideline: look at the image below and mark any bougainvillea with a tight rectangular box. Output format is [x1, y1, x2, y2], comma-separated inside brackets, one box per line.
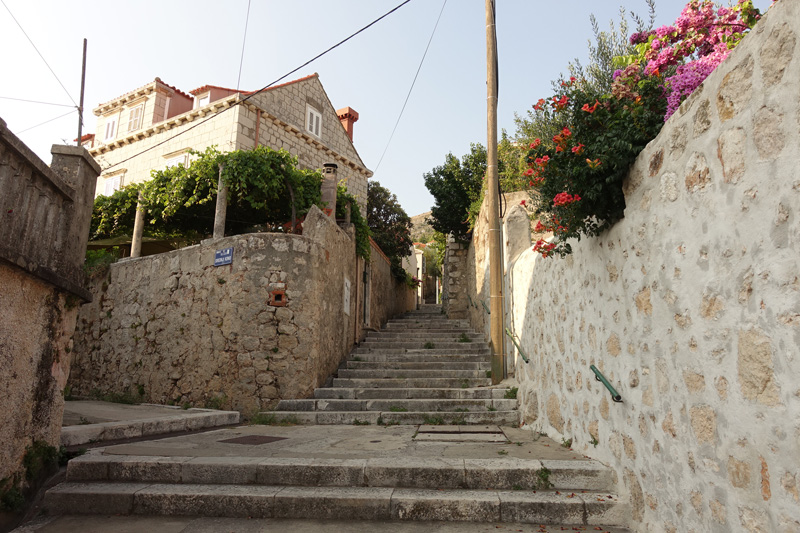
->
[524, 0, 774, 258]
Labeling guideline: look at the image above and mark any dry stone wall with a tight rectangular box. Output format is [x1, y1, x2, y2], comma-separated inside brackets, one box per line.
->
[69, 207, 357, 413]
[462, 3, 800, 531]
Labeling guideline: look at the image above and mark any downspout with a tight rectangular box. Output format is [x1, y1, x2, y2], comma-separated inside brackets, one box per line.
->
[254, 109, 261, 147]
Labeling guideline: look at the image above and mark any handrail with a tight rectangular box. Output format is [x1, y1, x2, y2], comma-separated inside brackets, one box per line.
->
[590, 365, 622, 402]
[480, 299, 491, 314]
[504, 328, 529, 364]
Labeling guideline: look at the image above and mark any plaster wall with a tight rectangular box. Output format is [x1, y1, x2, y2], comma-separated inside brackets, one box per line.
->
[0, 119, 99, 486]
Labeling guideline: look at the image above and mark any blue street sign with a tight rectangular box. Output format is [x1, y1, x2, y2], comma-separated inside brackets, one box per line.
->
[214, 247, 233, 266]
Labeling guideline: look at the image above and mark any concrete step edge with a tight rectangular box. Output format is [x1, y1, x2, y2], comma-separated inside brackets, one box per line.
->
[64, 456, 615, 492]
[44, 482, 627, 524]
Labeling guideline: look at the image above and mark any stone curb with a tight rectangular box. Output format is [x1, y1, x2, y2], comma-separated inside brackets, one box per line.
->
[60, 409, 240, 447]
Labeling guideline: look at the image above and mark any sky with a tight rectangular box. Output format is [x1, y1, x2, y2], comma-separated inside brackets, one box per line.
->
[0, 0, 772, 217]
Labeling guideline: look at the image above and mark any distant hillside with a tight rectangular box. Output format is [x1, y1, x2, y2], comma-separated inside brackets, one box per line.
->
[409, 211, 433, 243]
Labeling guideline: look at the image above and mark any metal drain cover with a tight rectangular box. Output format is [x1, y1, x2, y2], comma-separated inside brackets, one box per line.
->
[218, 435, 288, 445]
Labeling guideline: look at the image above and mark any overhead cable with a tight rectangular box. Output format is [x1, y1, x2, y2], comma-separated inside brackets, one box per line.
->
[374, 0, 447, 173]
[1, 0, 78, 108]
[104, 0, 413, 172]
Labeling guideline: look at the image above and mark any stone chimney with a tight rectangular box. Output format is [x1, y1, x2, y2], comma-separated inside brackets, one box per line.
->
[336, 107, 359, 142]
[321, 163, 338, 217]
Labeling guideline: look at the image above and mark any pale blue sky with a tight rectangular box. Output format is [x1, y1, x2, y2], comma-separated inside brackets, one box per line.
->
[0, 0, 772, 217]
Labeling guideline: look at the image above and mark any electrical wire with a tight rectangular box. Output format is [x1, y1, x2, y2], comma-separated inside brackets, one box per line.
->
[103, 0, 412, 172]
[0, 96, 73, 107]
[1, 0, 78, 108]
[17, 109, 76, 134]
[374, 0, 447, 173]
[236, 0, 252, 91]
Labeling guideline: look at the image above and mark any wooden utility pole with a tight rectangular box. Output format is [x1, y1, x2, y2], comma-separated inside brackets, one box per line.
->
[76, 38, 87, 145]
[485, 0, 505, 383]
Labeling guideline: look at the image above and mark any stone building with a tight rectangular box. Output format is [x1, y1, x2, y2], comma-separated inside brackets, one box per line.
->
[85, 74, 371, 214]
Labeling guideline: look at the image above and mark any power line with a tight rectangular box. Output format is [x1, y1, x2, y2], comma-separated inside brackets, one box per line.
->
[17, 109, 76, 134]
[374, 0, 447, 173]
[0, 96, 73, 107]
[104, 0, 413, 173]
[1, 0, 78, 108]
[236, 0, 252, 91]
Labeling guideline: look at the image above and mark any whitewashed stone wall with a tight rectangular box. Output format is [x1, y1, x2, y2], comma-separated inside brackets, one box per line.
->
[466, 3, 800, 531]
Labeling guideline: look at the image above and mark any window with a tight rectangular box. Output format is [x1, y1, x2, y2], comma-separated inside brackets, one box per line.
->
[104, 174, 122, 196]
[104, 118, 117, 141]
[164, 153, 188, 169]
[127, 105, 143, 132]
[197, 93, 210, 108]
[306, 105, 322, 137]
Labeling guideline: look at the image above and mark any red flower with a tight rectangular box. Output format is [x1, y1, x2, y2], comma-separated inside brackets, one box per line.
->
[571, 143, 585, 154]
[561, 127, 572, 137]
[581, 100, 600, 113]
[529, 138, 542, 149]
[533, 98, 546, 111]
[519, 200, 526, 206]
[523, 168, 534, 176]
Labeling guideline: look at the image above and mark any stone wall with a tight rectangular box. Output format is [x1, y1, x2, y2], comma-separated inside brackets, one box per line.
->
[463, 3, 800, 531]
[69, 206, 415, 413]
[0, 118, 100, 487]
[366, 240, 418, 328]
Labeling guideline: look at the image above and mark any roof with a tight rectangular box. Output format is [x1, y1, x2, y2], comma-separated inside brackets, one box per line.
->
[190, 74, 319, 97]
[74, 133, 95, 142]
[93, 78, 192, 115]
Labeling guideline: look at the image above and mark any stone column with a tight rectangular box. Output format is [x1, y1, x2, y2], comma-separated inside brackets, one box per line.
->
[130, 192, 145, 258]
[321, 163, 338, 217]
[213, 163, 227, 239]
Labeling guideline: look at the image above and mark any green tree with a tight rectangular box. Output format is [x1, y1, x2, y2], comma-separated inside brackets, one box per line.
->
[367, 181, 412, 264]
[423, 144, 487, 241]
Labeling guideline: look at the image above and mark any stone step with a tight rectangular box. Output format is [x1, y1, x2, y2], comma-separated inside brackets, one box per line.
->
[276, 398, 517, 412]
[348, 353, 490, 363]
[343, 361, 491, 371]
[331, 377, 492, 389]
[313, 387, 511, 400]
[64, 455, 614, 492]
[45, 482, 625, 524]
[359, 341, 489, 350]
[366, 331, 483, 340]
[266, 411, 519, 426]
[353, 346, 491, 355]
[337, 369, 490, 379]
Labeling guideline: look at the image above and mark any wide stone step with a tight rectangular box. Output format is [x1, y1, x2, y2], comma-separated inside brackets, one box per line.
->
[353, 346, 491, 355]
[266, 411, 519, 426]
[367, 332, 483, 340]
[276, 398, 517, 412]
[360, 341, 490, 350]
[343, 361, 490, 371]
[349, 353, 490, 363]
[313, 387, 511, 400]
[337, 369, 490, 379]
[63, 455, 614, 492]
[45, 482, 625, 524]
[332, 377, 492, 389]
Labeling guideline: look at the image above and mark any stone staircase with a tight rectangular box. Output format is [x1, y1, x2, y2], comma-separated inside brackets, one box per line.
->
[44, 305, 629, 528]
[273, 304, 517, 425]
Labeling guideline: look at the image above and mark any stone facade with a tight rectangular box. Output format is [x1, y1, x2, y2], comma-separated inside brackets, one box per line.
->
[459, 3, 800, 531]
[0, 118, 100, 487]
[69, 207, 415, 413]
[89, 75, 371, 214]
